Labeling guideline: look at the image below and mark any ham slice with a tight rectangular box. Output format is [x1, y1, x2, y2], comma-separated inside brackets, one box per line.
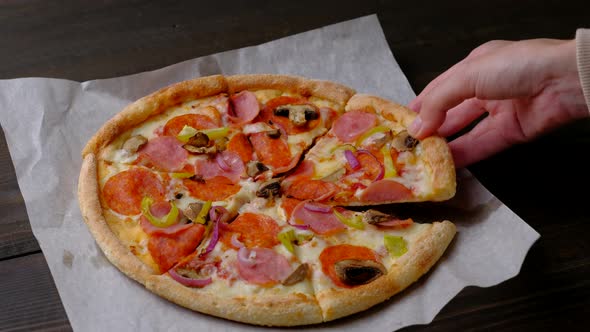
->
[289, 201, 346, 235]
[138, 136, 188, 172]
[359, 179, 413, 203]
[193, 151, 245, 183]
[236, 247, 292, 285]
[332, 110, 377, 142]
[229, 91, 260, 125]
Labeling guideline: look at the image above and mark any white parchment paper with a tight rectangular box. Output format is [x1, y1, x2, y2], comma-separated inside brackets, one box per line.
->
[0, 15, 539, 331]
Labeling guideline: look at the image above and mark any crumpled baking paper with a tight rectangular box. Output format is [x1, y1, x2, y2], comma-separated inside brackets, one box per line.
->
[0, 15, 539, 331]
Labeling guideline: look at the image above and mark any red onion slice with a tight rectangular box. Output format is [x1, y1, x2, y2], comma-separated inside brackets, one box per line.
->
[356, 149, 384, 181]
[303, 202, 333, 214]
[201, 206, 229, 257]
[344, 149, 361, 170]
[237, 246, 256, 268]
[290, 223, 310, 230]
[216, 153, 231, 172]
[231, 233, 244, 248]
[168, 268, 212, 287]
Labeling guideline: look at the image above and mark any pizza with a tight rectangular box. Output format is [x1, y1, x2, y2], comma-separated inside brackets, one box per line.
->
[78, 74, 457, 326]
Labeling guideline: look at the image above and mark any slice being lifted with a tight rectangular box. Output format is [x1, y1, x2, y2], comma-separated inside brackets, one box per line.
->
[78, 74, 457, 326]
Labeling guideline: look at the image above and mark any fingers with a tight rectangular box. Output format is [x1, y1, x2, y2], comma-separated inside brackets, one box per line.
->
[436, 98, 488, 137]
[448, 110, 525, 168]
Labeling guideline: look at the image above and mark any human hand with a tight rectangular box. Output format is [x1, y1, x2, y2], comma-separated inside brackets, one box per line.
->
[408, 38, 589, 168]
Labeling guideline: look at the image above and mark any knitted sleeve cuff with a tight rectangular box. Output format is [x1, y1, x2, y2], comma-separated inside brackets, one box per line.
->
[576, 28, 590, 110]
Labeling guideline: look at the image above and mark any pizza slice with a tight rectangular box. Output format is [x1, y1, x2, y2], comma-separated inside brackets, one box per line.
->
[282, 94, 456, 205]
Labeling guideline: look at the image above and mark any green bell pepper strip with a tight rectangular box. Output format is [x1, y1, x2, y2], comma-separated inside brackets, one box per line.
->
[141, 197, 178, 228]
[278, 229, 297, 254]
[170, 172, 194, 179]
[333, 209, 365, 230]
[384, 235, 407, 257]
[176, 125, 230, 143]
[356, 125, 391, 146]
[194, 201, 212, 225]
[381, 145, 397, 178]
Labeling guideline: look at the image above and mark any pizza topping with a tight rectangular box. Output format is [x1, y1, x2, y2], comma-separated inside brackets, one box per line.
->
[246, 161, 269, 177]
[249, 132, 293, 172]
[284, 179, 337, 201]
[344, 149, 361, 170]
[102, 168, 165, 215]
[281, 263, 310, 286]
[183, 176, 241, 202]
[148, 224, 206, 272]
[170, 172, 194, 179]
[356, 126, 392, 149]
[359, 180, 413, 203]
[183, 201, 212, 224]
[277, 229, 296, 253]
[229, 91, 260, 125]
[256, 180, 281, 198]
[164, 113, 220, 138]
[187, 132, 210, 147]
[231, 233, 245, 248]
[333, 110, 378, 142]
[236, 247, 292, 286]
[303, 202, 332, 213]
[193, 151, 245, 183]
[375, 218, 413, 228]
[200, 206, 225, 256]
[355, 149, 384, 181]
[177, 125, 230, 143]
[319, 168, 346, 183]
[220, 213, 281, 249]
[289, 201, 346, 235]
[320, 244, 383, 288]
[141, 197, 179, 228]
[227, 132, 254, 163]
[363, 209, 395, 225]
[137, 136, 188, 172]
[168, 268, 212, 288]
[391, 130, 419, 152]
[381, 146, 398, 178]
[122, 135, 147, 153]
[274, 104, 318, 127]
[140, 216, 192, 236]
[333, 208, 365, 230]
[384, 235, 408, 257]
[334, 259, 386, 286]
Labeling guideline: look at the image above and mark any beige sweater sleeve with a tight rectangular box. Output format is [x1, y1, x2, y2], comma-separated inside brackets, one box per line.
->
[577, 29, 590, 109]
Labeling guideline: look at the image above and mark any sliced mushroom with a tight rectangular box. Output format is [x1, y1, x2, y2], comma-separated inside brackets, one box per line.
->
[122, 135, 147, 153]
[214, 137, 228, 152]
[282, 263, 310, 286]
[266, 129, 281, 139]
[246, 161, 269, 177]
[391, 130, 419, 152]
[363, 209, 396, 225]
[364, 130, 392, 150]
[183, 202, 204, 222]
[187, 132, 210, 148]
[334, 259, 386, 286]
[274, 104, 318, 127]
[183, 144, 217, 154]
[256, 180, 281, 198]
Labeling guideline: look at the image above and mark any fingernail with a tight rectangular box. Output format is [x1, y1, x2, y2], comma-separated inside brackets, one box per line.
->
[409, 117, 422, 137]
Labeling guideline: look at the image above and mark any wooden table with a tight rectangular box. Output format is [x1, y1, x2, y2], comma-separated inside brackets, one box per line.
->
[1, 1, 588, 330]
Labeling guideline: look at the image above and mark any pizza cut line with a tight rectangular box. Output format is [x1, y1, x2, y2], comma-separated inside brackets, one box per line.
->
[78, 74, 457, 326]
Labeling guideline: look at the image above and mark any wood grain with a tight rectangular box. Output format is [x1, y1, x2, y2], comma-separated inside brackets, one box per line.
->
[0, 0, 589, 331]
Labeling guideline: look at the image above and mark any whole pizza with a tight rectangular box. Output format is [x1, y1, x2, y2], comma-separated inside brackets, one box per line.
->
[78, 74, 457, 326]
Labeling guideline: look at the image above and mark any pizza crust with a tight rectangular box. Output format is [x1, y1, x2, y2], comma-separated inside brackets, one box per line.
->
[226, 74, 356, 107]
[315, 221, 456, 322]
[82, 75, 228, 157]
[145, 275, 324, 326]
[78, 154, 156, 284]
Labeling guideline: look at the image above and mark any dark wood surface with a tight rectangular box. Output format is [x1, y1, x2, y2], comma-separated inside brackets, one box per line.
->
[1, 1, 589, 330]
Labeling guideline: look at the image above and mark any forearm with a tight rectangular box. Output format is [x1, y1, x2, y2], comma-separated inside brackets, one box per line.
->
[576, 28, 590, 111]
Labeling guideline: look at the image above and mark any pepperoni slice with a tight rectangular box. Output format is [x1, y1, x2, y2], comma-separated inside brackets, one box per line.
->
[284, 179, 337, 202]
[354, 151, 384, 181]
[136, 136, 188, 172]
[220, 213, 281, 249]
[249, 132, 292, 170]
[281, 197, 302, 220]
[289, 201, 346, 235]
[183, 176, 241, 201]
[148, 224, 206, 273]
[163, 114, 220, 137]
[333, 110, 378, 142]
[237, 247, 292, 286]
[227, 132, 254, 163]
[102, 168, 165, 215]
[258, 96, 320, 134]
[319, 244, 380, 288]
[360, 180, 413, 203]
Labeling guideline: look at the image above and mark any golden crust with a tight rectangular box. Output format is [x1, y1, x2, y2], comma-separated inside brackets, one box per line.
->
[345, 93, 418, 128]
[226, 74, 355, 106]
[78, 154, 155, 284]
[316, 221, 456, 322]
[145, 275, 323, 326]
[82, 75, 228, 156]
